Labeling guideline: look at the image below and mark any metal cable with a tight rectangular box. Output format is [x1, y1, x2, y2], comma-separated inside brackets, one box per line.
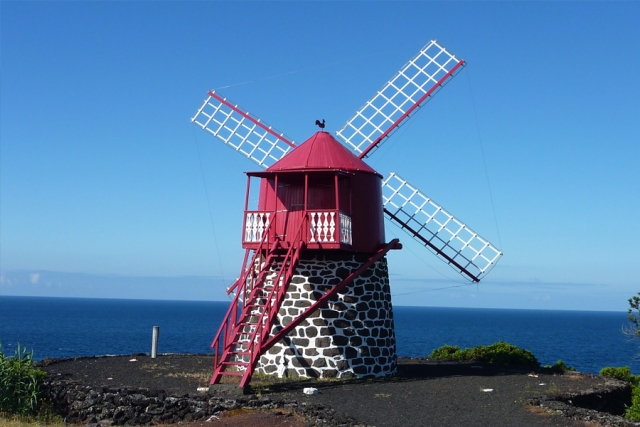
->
[464, 67, 504, 251]
[192, 128, 228, 292]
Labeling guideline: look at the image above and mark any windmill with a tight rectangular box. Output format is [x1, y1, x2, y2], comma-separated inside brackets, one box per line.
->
[191, 40, 502, 387]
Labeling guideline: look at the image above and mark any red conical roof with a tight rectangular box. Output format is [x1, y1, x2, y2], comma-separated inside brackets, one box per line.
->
[264, 131, 380, 175]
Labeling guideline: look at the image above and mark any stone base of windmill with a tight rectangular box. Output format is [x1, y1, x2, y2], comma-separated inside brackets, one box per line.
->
[254, 251, 397, 380]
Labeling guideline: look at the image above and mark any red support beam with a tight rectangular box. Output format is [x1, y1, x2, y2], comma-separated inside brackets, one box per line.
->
[259, 238, 401, 352]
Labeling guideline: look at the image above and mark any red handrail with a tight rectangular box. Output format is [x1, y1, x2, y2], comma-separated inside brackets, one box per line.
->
[210, 217, 276, 382]
[239, 221, 306, 387]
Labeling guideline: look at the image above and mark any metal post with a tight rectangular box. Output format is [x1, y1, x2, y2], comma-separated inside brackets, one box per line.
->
[151, 326, 159, 358]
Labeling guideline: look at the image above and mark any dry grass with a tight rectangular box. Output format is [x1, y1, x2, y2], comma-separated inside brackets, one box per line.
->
[140, 361, 173, 371]
[525, 404, 556, 418]
[563, 372, 591, 381]
[546, 381, 561, 396]
[525, 406, 606, 427]
[139, 361, 211, 385]
[159, 408, 307, 427]
[166, 371, 211, 385]
[0, 414, 63, 427]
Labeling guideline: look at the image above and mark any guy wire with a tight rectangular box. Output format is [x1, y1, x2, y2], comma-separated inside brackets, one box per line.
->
[464, 67, 503, 251]
[192, 128, 227, 290]
[392, 282, 475, 297]
[385, 225, 467, 285]
[214, 50, 392, 91]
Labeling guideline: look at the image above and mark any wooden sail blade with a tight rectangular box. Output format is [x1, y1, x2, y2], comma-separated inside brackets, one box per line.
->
[382, 172, 502, 282]
[337, 40, 465, 158]
[191, 91, 296, 169]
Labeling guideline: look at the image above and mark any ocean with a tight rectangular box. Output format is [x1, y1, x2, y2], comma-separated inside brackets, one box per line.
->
[0, 296, 638, 375]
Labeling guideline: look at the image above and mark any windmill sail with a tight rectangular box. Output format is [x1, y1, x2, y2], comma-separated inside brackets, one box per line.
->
[337, 40, 465, 159]
[191, 91, 296, 168]
[382, 172, 502, 282]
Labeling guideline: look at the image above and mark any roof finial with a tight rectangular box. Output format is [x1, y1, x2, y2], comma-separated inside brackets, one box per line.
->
[315, 119, 325, 131]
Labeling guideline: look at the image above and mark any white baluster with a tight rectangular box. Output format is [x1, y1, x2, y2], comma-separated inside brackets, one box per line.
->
[251, 213, 258, 242]
[329, 212, 336, 242]
[257, 213, 265, 241]
[309, 213, 317, 242]
[264, 213, 270, 239]
[245, 213, 253, 242]
[321, 213, 329, 242]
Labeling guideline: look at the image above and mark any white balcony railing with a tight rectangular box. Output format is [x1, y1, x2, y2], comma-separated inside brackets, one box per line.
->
[244, 210, 352, 246]
[309, 212, 335, 243]
[244, 212, 270, 243]
[309, 211, 352, 245]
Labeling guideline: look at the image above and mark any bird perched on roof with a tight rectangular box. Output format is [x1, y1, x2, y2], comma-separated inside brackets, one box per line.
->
[315, 119, 325, 130]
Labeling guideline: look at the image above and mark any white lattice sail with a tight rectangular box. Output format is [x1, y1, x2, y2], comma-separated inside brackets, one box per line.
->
[337, 40, 465, 158]
[382, 172, 502, 282]
[191, 91, 295, 169]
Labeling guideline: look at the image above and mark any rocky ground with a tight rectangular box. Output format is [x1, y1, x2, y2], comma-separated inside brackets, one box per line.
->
[38, 354, 637, 426]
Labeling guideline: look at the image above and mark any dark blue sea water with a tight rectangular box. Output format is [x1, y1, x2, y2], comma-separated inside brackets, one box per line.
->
[1, 296, 638, 375]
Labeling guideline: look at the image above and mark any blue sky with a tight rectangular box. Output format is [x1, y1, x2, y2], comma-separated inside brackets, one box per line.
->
[1, 1, 638, 311]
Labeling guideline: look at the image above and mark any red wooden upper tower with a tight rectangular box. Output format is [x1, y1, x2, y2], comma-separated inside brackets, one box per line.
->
[243, 131, 385, 253]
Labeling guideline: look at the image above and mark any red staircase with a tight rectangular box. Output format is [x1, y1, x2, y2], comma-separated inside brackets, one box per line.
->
[210, 223, 305, 387]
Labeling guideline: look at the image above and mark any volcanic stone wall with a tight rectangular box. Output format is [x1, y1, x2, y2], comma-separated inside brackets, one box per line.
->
[41, 380, 366, 426]
[254, 251, 396, 379]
